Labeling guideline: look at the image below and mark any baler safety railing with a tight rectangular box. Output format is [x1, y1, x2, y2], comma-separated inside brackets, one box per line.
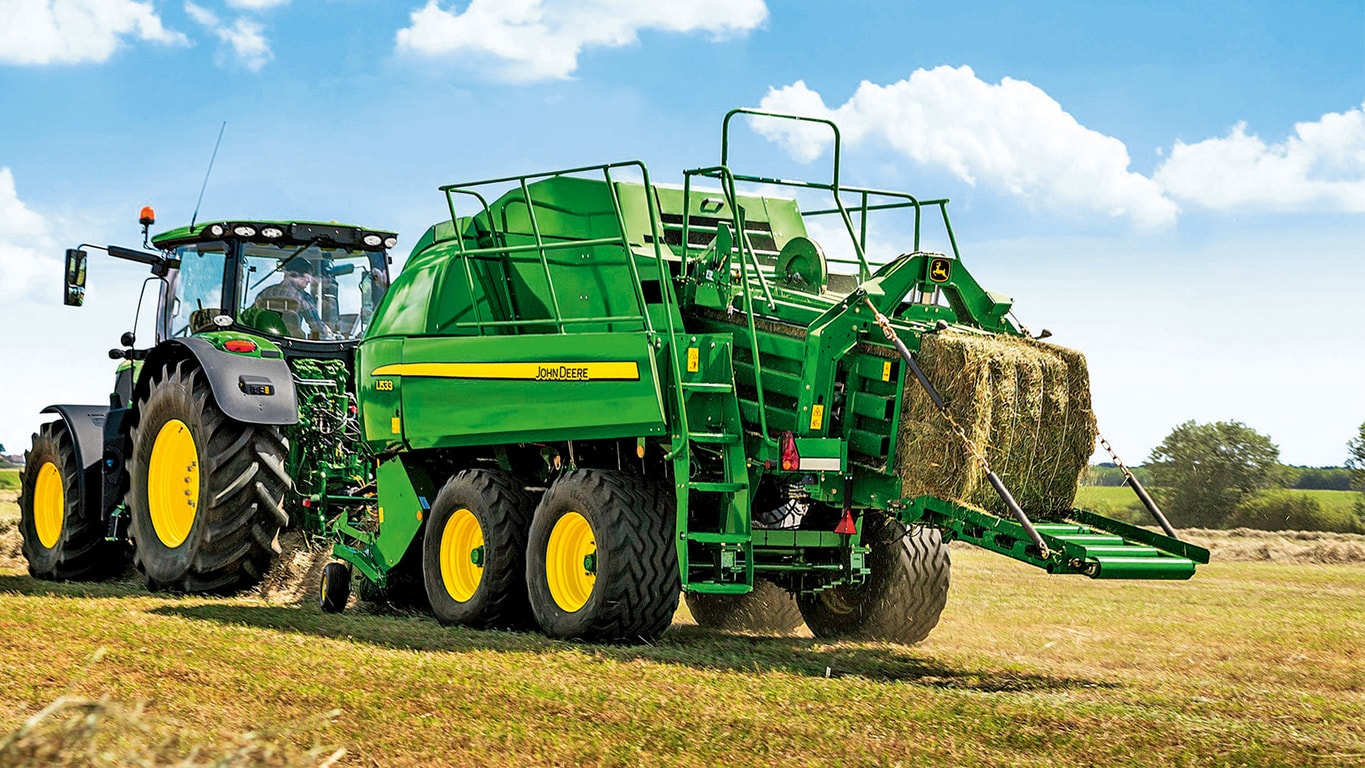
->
[719, 109, 963, 282]
[439, 162, 670, 338]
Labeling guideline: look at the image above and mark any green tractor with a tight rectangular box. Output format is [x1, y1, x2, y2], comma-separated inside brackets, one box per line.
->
[18, 213, 396, 592]
[20, 110, 1207, 646]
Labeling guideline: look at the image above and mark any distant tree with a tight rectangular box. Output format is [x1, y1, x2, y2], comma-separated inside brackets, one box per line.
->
[1348, 423, 1365, 492]
[1146, 420, 1282, 528]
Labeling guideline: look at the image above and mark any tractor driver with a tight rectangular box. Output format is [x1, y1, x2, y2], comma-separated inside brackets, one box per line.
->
[254, 265, 333, 339]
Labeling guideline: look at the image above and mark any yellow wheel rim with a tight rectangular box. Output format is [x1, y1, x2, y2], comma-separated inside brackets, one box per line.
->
[546, 511, 596, 613]
[32, 461, 64, 549]
[440, 508, 484, 602]
[147, 419, 200, 549]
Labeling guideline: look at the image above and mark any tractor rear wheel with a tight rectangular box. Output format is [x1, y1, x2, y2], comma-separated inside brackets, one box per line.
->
[797, 514, 949, 645]
[526, 470, 678, 642]
[422, 469, 535, 628]
[686, 579, 803, 634]
[18, 421, 127, 580]
[127, 360, 290, 593]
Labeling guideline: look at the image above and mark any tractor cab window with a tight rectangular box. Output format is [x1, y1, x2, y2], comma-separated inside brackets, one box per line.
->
[237, 242, 390, 341]
[169, 242, 229, 337]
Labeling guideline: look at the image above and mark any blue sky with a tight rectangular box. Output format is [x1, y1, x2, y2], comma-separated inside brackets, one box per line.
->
[1, 0, 1362, 466]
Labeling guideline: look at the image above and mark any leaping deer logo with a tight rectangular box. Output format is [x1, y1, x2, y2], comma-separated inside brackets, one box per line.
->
[929, 258, 951, 283]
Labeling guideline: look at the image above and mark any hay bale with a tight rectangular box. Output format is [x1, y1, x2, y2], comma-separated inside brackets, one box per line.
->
[894, 331, 1096, 517]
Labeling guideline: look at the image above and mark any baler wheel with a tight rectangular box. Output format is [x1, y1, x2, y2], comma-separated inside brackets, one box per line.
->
[319, 562, 351, 614]
[685, 579, 804, 634]
[18, 421, 127, 580]
[797, 514, 950, 645]
[127, 360, 290, 593]
[526, 470, 679, 642]
[422, 469, 535, 628]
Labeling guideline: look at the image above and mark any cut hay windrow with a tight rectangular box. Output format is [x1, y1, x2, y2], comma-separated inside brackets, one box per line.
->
[894, 331, 1097, 517]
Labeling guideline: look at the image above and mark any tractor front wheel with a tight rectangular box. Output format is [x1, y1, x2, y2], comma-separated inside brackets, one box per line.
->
[526, 470, 678, 642]
[797, 514, 950, 645]
[422, 469, 535, 628]
[127, 360, 290, 593]
[18, 421, 126, 580]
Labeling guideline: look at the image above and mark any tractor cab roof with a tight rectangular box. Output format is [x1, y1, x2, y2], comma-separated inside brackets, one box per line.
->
[152, 220, 398, 252]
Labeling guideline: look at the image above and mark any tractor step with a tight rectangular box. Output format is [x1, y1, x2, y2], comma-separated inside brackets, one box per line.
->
[908, 495, 1210, 580]
[688, 432, 741, 445]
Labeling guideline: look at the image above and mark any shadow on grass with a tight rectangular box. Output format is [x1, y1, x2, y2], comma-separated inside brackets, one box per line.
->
[0, 573, 147, 600]
[149, 601, 1112, 693]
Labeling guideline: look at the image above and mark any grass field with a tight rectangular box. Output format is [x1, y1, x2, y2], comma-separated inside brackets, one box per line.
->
[2, 548, 1362, 766]
[0, 468, 18, 491]
[1075, 485, 1361, 525]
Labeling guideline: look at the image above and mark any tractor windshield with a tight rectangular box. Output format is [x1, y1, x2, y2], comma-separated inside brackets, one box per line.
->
[168, 242, 229, 337]
[237, 243, 390, 341]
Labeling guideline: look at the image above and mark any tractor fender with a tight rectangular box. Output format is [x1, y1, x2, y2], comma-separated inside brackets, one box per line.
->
[135, 337, 299, 426]
[38, 404, 109, 520]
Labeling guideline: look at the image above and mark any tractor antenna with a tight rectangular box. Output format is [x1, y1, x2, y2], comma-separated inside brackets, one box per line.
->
[190, 121, 227, 229]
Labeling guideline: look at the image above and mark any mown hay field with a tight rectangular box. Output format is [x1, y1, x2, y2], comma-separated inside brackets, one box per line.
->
[1, 529, 1362, 766]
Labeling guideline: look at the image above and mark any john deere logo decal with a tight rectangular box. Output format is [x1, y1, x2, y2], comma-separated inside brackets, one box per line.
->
[929, 257, 952, 283]
[371, 362, 640, 381]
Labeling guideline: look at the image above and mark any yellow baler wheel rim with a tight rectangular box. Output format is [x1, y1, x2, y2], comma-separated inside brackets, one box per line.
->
[440, 508, 484, 602]
[546, 511, 596, 613]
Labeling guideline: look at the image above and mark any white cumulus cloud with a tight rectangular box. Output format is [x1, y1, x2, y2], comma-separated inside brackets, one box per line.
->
[1153, 104, 1365, 213]
[0, 0, 187, 65]
[756, 68, 1180, 229]
[395, 0, 768, 82]
[185, 1, 272, 71]
[0, 169, 59, 303]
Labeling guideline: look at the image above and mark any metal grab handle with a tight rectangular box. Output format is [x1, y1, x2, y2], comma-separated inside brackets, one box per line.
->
[863, 298, 1050, 557]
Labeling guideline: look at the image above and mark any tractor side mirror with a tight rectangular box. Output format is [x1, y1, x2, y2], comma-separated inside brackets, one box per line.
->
[64, 248, 88, 307]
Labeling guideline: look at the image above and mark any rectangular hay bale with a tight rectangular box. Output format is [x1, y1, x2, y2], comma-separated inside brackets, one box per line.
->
[894, 331, 1097, 517]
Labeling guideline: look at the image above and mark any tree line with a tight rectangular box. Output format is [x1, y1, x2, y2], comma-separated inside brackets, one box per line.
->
[1084, 420, 1365, 533]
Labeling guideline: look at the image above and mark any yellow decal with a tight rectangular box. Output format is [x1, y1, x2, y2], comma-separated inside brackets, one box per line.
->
[371, 361, 640, 382]
[810, 404, 825, 430]
[687, 347, 699, 373]
[375, 379, 394, 391]
[928, 257, 952, 283]
[378, 507, 385, 524]
[881, 361, 892, 382]
[391, 416, 402, 434]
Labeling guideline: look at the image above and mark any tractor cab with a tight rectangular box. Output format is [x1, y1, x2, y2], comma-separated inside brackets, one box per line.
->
[149, 220, 396, 352]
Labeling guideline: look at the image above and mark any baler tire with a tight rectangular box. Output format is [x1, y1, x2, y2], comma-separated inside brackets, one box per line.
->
[797, 514, 949, 645]
[319, 562, 352, 614]
[686, 579, 804, 634]
[526, 470, 679, 643]
[18, 421, 127, 581]
[422, 469, 535, 629]
[127, 360, 290, 594]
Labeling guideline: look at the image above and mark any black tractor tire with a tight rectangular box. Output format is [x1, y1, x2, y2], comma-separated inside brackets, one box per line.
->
[18, 421, 127, 580]
[797, 514, 950, 645]
[686, 579, 804, 634]
[526, 470, 679, 643]
[319, 562, 351, 614]
[422, 469, 535, 629]
[127, 360, 291, 593]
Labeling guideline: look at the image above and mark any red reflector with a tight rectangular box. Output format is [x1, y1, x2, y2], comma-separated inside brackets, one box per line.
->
[301, 499, 311, 508]
[780, 431, 799, 471]
[834, 509, 858, 535]
[224, 340, 257, 353]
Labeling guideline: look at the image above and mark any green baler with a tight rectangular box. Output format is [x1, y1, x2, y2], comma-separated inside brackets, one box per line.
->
[327, 110, 1207, 643]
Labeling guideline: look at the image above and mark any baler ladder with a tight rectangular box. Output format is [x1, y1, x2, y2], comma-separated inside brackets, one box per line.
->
[670, 333, 753, 594]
